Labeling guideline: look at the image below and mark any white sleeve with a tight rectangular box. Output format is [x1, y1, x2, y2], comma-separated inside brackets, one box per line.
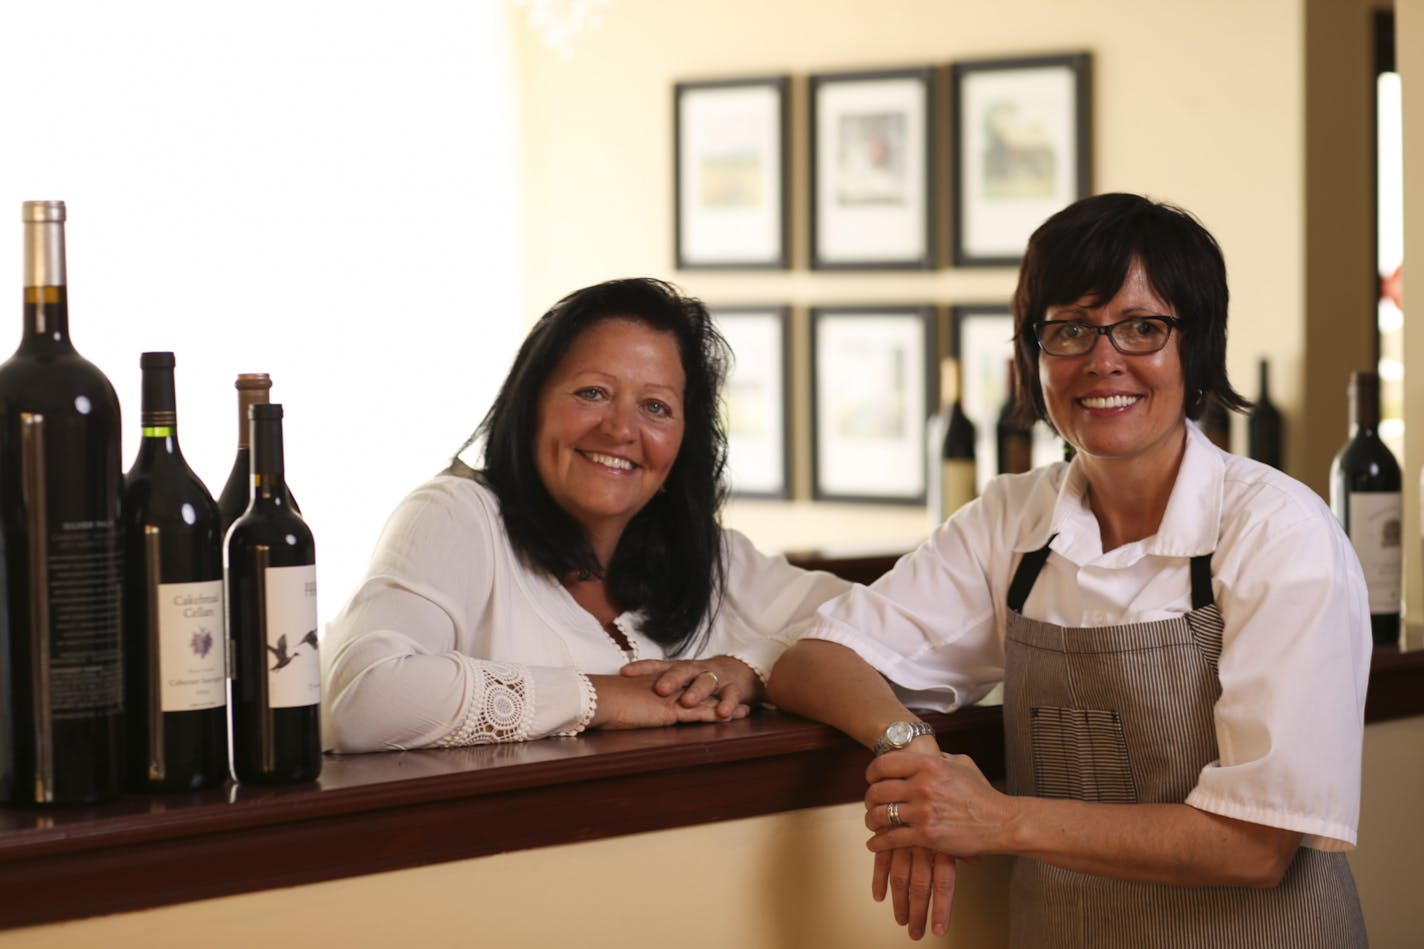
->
[703, 530, 854, 680]
[1186, 495, 1372, 850]
[321, 480, 594, 752]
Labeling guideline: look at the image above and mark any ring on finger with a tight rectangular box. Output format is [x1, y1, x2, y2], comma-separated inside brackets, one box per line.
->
[698, 670, 720, 689]
[887, 801, 904, 827]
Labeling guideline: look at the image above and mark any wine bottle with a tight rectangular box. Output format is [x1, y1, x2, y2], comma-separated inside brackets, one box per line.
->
[1247, 358, 1284, 469]
[936, 358, 977, 520]
[217, 373, 298, 535]
[1199, 394, 1231, 452]
[227, 403, 321, 784]
[1329, 370, 1401, 647]
[0, 200, 124, 805]
[121, 352, 228, 791]
[996, 359, 1032, 475]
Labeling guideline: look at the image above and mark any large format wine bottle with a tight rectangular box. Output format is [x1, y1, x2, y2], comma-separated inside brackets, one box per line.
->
[995, 359, 1032, 475]
[936, 358, 977, 520]
[1330, 370, 1401, 647]
[227, 403, 321, 784]
[0, 200, 124, 805]
[1247, 357, 1284, 469]
[121, 352, 228, 791]
[217, 373, 298, 534]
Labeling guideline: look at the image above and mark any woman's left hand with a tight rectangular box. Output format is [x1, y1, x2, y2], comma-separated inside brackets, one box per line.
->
[619, 655, 761, 719]
[863, 750, 1010, 860]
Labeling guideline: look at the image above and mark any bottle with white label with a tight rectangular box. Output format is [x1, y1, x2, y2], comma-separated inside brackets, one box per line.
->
[1329, 370, 1401, 647]
[226, 402, 321, 783]
[122, 352, 229, 790]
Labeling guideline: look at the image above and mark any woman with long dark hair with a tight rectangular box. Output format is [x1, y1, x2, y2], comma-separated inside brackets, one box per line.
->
[325, 278, 847, 750]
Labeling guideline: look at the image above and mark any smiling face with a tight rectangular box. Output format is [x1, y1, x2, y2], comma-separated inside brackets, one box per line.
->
[1039, 258, 1188, 470]
[533, 318, 686, 559]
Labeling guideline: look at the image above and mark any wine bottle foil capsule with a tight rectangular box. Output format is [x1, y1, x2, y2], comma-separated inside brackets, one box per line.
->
[22, 200, 66, 289]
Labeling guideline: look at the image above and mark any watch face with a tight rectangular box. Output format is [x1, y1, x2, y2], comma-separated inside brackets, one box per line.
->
[887, 721, 913, 746]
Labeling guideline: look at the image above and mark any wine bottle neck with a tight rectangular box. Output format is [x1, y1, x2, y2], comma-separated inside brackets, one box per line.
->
[234, 375, 273, 450]
[21, 205, 72, 349]
[249, 413, 289, 504]
[1350, 373, 1381, 433]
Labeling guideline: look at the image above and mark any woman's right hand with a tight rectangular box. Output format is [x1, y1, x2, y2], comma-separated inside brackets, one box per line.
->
[586, 674, 751, 730]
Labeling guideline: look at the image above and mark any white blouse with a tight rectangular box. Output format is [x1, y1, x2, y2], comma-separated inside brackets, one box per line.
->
[322, 475, 851, 753]
[803, 422, 1372, 851]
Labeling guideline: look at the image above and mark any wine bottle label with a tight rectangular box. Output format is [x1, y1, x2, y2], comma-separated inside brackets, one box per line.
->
[48, 521, 123, 717]
[1347, 492, 1402, 614]
[940, 460, 977, 518]
[263, 564, 320, 708]
[157, 579, 226, 712]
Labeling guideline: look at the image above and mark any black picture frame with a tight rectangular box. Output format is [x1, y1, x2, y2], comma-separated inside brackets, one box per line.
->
[674, 76, 790, 270]
[950, 52, 1092, 267]
[809, 305, 936, 503]
[709, 305, 793, 499]
[809, 66, 938, 270]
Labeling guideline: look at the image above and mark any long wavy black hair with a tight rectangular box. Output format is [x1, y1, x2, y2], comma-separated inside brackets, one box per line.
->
[1011, 192, 1251, 428]
[454, 278, 731, 656]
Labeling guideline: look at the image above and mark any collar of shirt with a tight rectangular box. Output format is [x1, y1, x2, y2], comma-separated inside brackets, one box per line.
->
[1014, 420, 1226, 567]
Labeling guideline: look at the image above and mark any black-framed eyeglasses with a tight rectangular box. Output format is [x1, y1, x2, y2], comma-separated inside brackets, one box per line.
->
[1032, 316, 1181, 357]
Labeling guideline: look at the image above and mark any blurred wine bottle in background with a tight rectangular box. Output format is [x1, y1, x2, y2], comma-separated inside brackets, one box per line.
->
[122, 352, 229, 791]
[1330, 370, 1401, 647]
[996, 359, 1032, 475]
[0, 201, 124, 805]
[1199, 394, 1231, 453]
[227, 403, 321, 784]
[1247, 357, 1284, 469]
[218, 373, 298, 535]
[930, 357, 977, 522]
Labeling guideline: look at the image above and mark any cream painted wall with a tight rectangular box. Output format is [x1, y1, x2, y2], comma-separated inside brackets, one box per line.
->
[513, 0, 1308, 500]
[13, 714, 1421, 948]
[1400, 0, 1423, 627]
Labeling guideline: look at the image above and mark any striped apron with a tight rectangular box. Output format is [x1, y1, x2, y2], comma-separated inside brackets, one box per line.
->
[1002, 542, 1367, 947]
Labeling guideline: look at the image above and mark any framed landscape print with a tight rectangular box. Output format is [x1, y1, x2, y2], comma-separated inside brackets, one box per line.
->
[809, 306, 935, 503]
[809, 66, 936, 269]
[674, 76, 789, 269]
[710, 305, 792, 498]
[950, 53, 1091, 267]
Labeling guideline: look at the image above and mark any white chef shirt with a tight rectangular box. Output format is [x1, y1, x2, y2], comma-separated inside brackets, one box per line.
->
[323, 474, 851, 753]
[803, 421, 1371, 850]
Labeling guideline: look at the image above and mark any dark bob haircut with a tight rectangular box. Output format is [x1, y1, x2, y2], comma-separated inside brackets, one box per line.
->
[1011, 192, 1250, 428]
[455, 277, 731, 656]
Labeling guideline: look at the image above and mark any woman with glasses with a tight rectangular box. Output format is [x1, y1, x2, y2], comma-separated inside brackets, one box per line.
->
[768, 193, 1369, 946]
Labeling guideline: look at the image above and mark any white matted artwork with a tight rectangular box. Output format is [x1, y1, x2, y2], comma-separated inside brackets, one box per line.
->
[674, 76, 788, 269]
[810, 67, 935, 269]
[810, 306, 934, 503]
[952, 305, 1064, 492]
[951, 53, 1091, 266]
[710, 306, 791, 498]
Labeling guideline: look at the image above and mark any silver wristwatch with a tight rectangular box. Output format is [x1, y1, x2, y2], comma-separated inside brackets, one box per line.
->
[873, 720, 934, 756]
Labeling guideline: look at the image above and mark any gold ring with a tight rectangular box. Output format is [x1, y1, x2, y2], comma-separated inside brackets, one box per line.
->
[887, 801, 904, 827]
[700, 670, 720, 689]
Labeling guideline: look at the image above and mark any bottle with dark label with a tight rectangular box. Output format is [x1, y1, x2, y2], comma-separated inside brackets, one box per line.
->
[121, 352, 228, 791]
[1247, 358, 1284, 469]
[0, 200, 124, 805]
[227, 403, 321, 784]
[1329, 370, 1401, 647]
[217, 374, 298, 535]
[935, 358, 977, 520]
[1199, 394, 1231, 453]
[996, 359, 1032, 475]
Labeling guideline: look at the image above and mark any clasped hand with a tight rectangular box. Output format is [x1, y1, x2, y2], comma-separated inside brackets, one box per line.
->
[862, 749, 1006, 940]
[587, 655, 758, 729]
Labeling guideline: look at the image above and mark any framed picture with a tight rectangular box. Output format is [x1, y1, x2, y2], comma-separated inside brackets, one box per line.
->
[674, 76, 789, 269]
[809, 306, 935, 503]
[809, 67, 937, 270]
[710, 306, 792, 498]
[951, 304, 1064, 492]
[950, 52, 1092, 267]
